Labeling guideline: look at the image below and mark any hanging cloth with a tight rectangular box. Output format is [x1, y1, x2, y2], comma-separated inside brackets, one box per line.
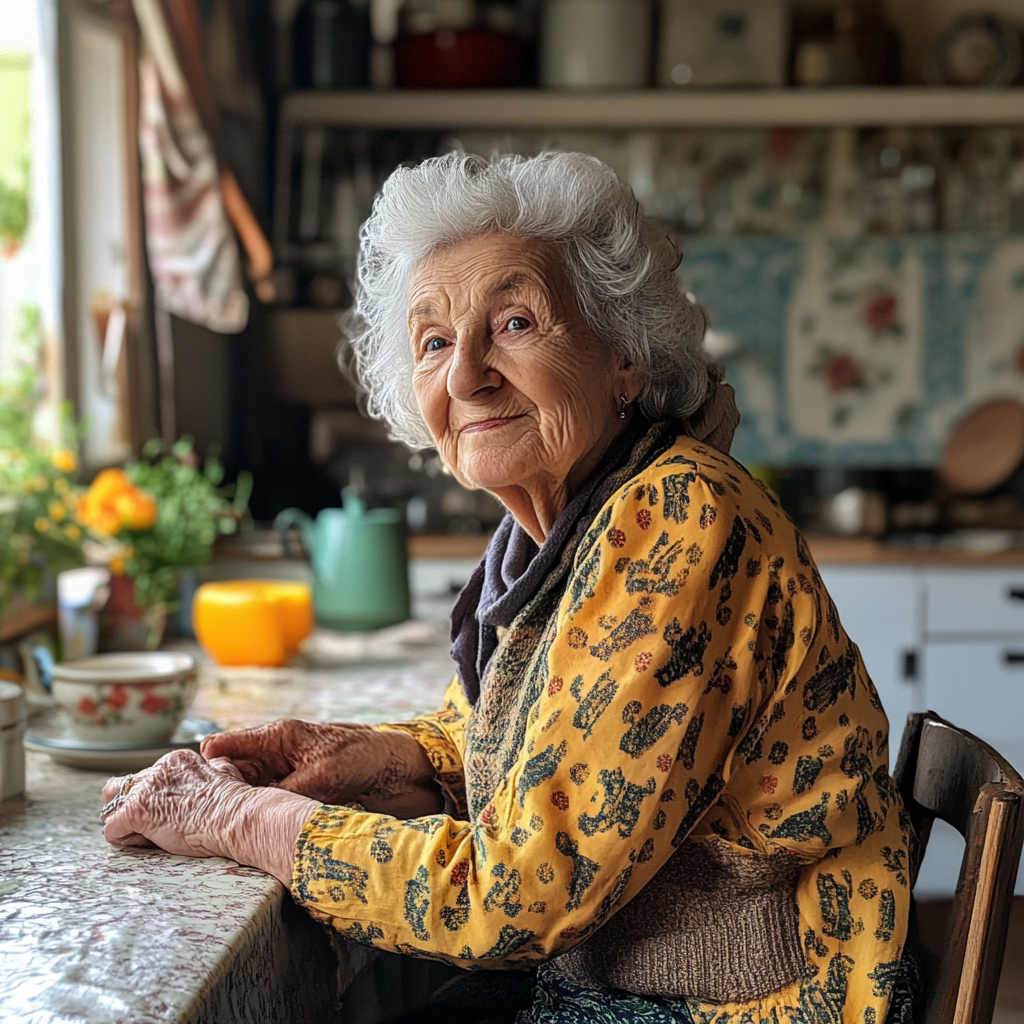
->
[132, 0, 272, 333]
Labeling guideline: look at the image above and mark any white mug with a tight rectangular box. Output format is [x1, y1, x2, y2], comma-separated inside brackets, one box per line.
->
[541, 0, 652, 90]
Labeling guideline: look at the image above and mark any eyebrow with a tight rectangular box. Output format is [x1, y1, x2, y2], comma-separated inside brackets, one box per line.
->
[409, 274, 532, 322]
[490, 274, 527, 296]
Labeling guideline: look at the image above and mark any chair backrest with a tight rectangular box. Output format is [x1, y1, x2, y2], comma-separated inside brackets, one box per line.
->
[893, 711, 1024, 1024]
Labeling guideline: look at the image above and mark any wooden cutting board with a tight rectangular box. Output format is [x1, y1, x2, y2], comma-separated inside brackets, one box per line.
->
[938, 397, 1024, 494]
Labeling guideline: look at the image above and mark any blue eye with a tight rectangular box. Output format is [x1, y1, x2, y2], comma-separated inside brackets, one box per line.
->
[508, 317, 530, 331]
[425, 337, 447, 352]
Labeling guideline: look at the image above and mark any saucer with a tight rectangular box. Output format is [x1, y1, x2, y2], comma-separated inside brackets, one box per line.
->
[24, 717, 221, 772]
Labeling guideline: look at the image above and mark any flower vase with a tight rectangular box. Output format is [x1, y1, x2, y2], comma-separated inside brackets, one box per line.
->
[99, 575, 167, 652]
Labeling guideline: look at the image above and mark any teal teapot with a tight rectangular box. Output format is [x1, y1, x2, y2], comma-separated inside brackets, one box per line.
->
[274, 488, 410, 631]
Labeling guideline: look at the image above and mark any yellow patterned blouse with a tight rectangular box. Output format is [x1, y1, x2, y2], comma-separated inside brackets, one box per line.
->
[290, 434, 915, 1024]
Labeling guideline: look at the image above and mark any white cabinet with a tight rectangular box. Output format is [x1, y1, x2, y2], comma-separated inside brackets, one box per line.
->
[819, 566, 923, 765]
[920, 641, 1024, 759]
[920, 568, 1024, 897]
[819, 564, 1024, 896]
[924, 569, 1024, 636]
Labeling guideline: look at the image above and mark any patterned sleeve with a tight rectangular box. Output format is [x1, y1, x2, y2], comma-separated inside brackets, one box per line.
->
[376, 676, 472, 817]
[289, 463, 781, 968]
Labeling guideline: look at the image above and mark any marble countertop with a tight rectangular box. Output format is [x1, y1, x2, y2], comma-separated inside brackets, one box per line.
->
[0, 620, 457, 1024]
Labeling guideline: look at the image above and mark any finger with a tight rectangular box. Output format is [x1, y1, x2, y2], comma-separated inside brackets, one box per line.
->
[200, 722, 294, 784]
[228, 759, 261, 785]
[102, 775, 127, 802]
[206, 757, 246, 783]
[105, 827, 157, 849]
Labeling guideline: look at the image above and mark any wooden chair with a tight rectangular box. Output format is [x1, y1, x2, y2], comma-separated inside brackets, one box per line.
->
[893, 711, 1024, 1024]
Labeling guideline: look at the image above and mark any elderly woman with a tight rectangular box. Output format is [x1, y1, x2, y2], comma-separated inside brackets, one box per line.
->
[102, 152, 919, 1024]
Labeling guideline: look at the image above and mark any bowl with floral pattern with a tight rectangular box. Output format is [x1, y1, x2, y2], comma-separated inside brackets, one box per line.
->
[51, 652, 199, 748]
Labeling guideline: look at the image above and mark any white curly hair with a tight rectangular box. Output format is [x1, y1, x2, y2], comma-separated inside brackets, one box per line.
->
[343, 150, 709, 449]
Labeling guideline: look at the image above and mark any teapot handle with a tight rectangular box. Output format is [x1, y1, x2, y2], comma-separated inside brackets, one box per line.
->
[273, 508, 315, 561]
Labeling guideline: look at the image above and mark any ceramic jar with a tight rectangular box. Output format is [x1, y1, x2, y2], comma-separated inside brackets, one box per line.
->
[0, 682, 26, 801]
[540, 0, 652, 90]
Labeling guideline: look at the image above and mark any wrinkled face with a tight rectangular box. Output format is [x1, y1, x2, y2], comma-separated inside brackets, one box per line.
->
[408, 234, 630, 496]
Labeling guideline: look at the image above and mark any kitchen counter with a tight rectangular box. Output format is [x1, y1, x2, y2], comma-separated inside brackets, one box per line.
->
[407, 531, 1024, 566]
[0, 621, 458, 1024]
[806, 535, 1024, 566]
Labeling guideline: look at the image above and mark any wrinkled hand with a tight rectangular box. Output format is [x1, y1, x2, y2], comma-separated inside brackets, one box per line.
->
[101, 749, 317, 885]
[200, 719, 442, 818]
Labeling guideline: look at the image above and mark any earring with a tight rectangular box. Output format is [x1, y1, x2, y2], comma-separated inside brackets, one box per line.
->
[619, 393, 630, 419]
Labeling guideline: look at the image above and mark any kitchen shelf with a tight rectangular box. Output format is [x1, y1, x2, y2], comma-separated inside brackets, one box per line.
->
[280, 88, 1024, 130]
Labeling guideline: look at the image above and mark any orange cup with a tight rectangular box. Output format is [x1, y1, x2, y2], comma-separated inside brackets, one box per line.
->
[192, 581, 313, 667]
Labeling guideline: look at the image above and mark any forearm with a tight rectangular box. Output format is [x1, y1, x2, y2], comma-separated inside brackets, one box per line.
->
[358, 729, 443, 817]
[218, 786, 320, 886]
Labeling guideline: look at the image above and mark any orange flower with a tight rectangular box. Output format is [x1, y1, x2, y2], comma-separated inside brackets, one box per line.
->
[114, 490, 157, 531]
[51, 450, 78, 474]
[77, 469, 157, 535]
[109, 556, 126, 575]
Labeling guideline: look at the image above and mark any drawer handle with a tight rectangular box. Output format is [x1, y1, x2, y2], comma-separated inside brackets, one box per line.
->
[1009, 589, 1024, 601]
[1004, 652, 1024, 665]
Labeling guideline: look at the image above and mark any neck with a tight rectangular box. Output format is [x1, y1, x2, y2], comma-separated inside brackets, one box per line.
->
[488, 415, 636, 545]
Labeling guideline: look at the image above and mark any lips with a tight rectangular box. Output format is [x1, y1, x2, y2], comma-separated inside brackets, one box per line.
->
[458, 415, 524, 436]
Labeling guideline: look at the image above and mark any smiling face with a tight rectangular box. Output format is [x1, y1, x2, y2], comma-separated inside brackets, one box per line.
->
[408, 234, 642, 537]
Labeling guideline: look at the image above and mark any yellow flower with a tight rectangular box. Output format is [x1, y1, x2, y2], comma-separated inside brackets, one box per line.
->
[66, 524, 81, 540]
[54, 478, 69, 494]
[34, 518, 48, 533]
[51, 450, 78, 474]
[49, 502, 66, 522]
[30, 476, 47, 492]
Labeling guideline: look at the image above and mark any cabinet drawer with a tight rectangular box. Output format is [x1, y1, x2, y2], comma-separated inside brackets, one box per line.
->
[924, 569, 1024, 635]
[922, 641, 1024, 759]
[819, 566, 922, 757]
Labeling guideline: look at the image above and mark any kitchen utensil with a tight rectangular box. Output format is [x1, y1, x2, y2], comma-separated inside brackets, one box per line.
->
[400, 0, 477, 33]
[826, 487, 888, 537]
[658, 0, 787, 88]
[0, 682, 25, 801]
[541, 0, 652, 90]
[192, 581, 313, 668]
[938, 397, 1024, 495]
[926, 14, 1022, 87]
[50, 652, 199, 748]
[275, 488, 410, 631]
[394, 28, 524, 88]
[57, 567, 111, 661]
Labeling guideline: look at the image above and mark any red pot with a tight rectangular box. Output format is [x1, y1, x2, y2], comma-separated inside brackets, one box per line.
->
[100, 575, 167, 653]
[394, 29, 524, 89]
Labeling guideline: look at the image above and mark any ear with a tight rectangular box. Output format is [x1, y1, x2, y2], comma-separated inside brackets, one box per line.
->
[616, 357, 645, 400]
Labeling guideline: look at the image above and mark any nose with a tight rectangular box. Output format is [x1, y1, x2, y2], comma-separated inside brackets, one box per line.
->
[446, 328, 500, 401]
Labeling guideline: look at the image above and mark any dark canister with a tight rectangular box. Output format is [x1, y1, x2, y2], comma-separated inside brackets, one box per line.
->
[292, 0, 371, 88]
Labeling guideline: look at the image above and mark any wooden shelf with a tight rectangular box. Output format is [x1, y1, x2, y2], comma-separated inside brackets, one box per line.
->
[0, 600, 57, 643]
[281, 88, 1024, 130]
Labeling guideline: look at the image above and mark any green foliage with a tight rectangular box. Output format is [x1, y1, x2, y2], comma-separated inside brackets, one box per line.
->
[0, 179, 29, 252]
[120, 438, 252, 611]
[0, 305, 84, 619]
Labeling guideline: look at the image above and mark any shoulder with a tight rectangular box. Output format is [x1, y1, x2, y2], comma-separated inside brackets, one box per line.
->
[581, 435, 794, 559]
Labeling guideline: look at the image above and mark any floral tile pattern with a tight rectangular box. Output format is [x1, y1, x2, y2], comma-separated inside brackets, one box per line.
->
[679, 234, 1024, 465]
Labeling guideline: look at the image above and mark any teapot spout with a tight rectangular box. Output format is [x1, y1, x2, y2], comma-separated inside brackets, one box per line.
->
[273, 508, 316, 560]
